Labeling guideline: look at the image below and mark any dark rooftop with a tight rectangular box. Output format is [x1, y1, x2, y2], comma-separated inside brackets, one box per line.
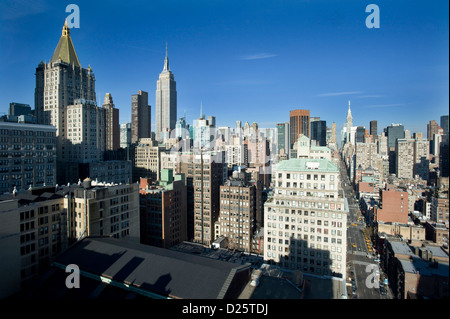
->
[19, 237, 251, 299]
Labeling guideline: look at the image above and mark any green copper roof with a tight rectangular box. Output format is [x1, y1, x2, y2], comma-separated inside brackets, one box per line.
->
[50, 21, 81, 67]
[276, 158, 339, 173]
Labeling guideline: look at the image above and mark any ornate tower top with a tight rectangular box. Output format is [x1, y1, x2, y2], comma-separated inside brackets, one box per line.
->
[51, 20, 81, 67]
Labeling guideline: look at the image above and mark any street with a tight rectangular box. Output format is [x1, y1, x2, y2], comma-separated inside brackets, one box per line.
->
[338, 157, 392, 299]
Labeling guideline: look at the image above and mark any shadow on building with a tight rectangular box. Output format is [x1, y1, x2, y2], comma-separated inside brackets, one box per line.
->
[263, 237, 342, 299]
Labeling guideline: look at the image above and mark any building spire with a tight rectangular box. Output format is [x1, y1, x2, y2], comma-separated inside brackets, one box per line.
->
[347, 100, 352, 120]
[163, 41, 170, 72]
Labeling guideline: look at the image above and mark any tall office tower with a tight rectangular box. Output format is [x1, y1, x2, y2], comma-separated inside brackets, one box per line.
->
[180, 151, 226, 246]
[131, 90, 151, 144]
[64, 99, 105, 164]
[290, 109, 310, 148]
[277, 122, 290, 157]
[370, 120, 378, 141]
[35, 21, 96, 159]
[395, 139, 415, 179]
[355, 126, 366, 143]
[264, 158, 348, 278]
[310, 118, 327, 146]
[440, 115, 449, 135]
[155, 45, 177, 142]
[0, 122, 57, 194]
[355, 142, 377, 171]
[346, 101, 353, 144]
[427, 120, 440, 141]
[102, 93, 120, 151]
[385, 124, 405, 150]
[413, 137, 430, 181]
[120, 123, 131, 149]
[217, 172, 262, 253]
[331, 122, 337, 145]
[378, 132, 388, 156]
[395, 138, 429, 180]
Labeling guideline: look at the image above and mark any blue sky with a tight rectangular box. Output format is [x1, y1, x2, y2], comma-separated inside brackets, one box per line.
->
[0, 0, 448, 136]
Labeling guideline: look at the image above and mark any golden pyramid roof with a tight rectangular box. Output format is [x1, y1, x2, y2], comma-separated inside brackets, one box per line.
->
[50, 20, 81, 67]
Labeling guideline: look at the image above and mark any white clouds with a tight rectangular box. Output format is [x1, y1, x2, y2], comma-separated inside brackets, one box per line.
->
[317, 91, 363, 97]
[239, 53, 277, 60]
[362, 103, 405, 108]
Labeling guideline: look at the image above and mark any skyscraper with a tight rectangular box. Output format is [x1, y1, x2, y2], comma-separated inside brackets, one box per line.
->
[346, 101, 353, 144]
[277, 122, 290, 156]
[385, 124, 405, 150]
[440, 115, 449, 135]
[370, 120, 378, 140]
[155, 44, 177, 142]
[102, 93, 120, 151]
[131, 90, 151, 144]
[427, 120, 440, 141]
[35, 21, 96, 159]
[290, 109, 310, 148]
[310, 118, 327, 146]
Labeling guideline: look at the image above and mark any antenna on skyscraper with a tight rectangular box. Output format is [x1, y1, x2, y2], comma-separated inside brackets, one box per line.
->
[200, 100, 203, 119]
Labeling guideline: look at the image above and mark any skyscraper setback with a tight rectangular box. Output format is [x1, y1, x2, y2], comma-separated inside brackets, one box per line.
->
[155, 44, 177, 142]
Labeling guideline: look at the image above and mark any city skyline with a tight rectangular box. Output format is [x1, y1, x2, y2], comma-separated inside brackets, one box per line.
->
[0, 0, 448, 136]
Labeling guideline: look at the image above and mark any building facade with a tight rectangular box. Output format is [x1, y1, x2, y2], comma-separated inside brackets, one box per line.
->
[102, 93, 120, 151]
[131, 90, 151, 144]
[264, 158, 348, 278]
[155, 45, 177, 142]
[0, 122, 57, 194]
[139, 170, 187, 249]
[290, 110, 310, 149]
[35, 21, 96, 160]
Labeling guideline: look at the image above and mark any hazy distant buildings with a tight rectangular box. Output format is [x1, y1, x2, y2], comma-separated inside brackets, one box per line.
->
[120, 123, 131, 149]
[131, 90, 151, 144]
[155, 45, 177, 142]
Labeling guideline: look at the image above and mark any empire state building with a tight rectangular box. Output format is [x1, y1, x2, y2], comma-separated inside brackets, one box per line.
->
[155, 44, 177, 142]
